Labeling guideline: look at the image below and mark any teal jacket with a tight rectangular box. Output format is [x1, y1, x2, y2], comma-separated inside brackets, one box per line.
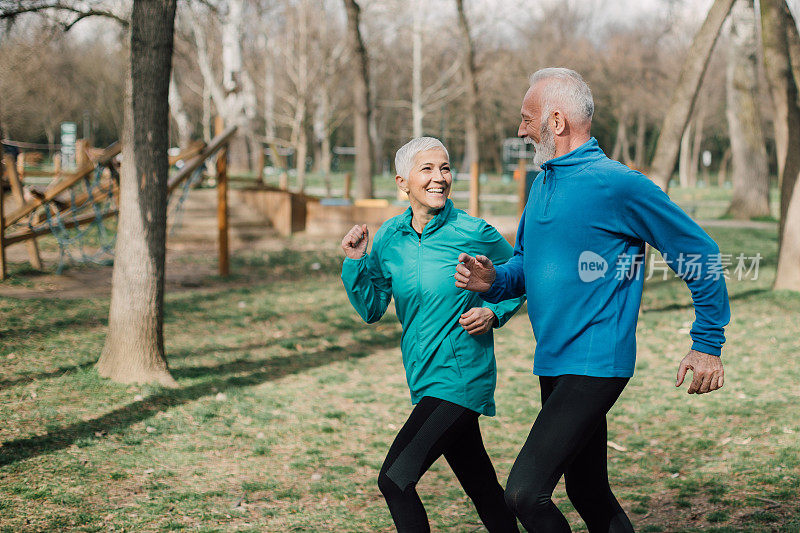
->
[341, 199, 525, 416]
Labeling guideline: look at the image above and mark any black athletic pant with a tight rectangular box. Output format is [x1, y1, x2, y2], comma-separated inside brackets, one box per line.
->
[504, 375, 635, 533]
[378, 396, 519, 533]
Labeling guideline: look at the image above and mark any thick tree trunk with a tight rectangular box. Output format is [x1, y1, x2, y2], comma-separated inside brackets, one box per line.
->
[456, 0, 480, 174]
[726, 0, 770, 219]
[343, 0, 374, 199]
[761, 0, 800, 291]
[649, 0, 736, 190]
[97, 0, 178, 387]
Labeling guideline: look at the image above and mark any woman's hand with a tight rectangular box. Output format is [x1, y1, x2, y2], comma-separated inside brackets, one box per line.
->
[459, 307, 497, 336]
[342, 224, 369, 259]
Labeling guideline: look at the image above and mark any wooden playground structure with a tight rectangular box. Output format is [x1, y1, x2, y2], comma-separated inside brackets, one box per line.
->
[0, 124, 238, 280]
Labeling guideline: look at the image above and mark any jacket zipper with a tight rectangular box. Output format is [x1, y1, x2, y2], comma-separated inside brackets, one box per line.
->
[416, 231, 423, 367]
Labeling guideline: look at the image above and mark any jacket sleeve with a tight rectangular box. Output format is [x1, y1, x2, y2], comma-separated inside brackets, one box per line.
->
[341, 229, 392, 324]
[480, 205, 527, 304]
[476, 221, 526, 327]
[613, 171, 731, 356]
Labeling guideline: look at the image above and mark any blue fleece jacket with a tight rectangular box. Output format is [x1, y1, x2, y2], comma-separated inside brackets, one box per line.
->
[481, 138, 731, 377]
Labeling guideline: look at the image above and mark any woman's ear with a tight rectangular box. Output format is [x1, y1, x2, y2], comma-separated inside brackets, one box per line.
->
[395, 175, 408, 192]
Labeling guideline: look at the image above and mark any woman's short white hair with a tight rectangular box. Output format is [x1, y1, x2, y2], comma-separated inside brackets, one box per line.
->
[529, 68, 594, 125]
[394, 137, 449, 179]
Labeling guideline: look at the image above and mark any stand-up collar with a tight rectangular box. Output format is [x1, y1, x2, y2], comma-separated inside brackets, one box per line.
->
[400, 198, 454, 235]
[539, 137, 605, 174]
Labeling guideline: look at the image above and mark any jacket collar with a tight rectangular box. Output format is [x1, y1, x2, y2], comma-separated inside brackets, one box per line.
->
[539, 137, 605, 174]
[399, 198, 454, 235]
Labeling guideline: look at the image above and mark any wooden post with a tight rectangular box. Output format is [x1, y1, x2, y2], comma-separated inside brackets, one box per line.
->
[256, 146, 266, 184]
[53, 153, 62, 178]
[469, 161, 480, 216]
[4, 155, 42, 270]
[344, 172, 352, 201]
[76, 139, 89, 169]
[16, 152, 25, 184]
[215, 117, 229, 277]
[517, 157, 527, 217]
[0, 150, 6, 281]
[278, 172, 288, 190]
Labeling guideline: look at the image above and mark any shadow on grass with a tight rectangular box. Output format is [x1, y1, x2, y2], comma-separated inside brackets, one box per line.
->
[0, 330, 400, 468]
[0, 361, 95, 392]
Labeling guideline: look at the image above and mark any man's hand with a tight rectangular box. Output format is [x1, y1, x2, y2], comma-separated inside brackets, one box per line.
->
[341, 224, 369, 259]
[455, 253, 496, 293]
[459, 307, 497, 335]
[676, 350, 725, 394]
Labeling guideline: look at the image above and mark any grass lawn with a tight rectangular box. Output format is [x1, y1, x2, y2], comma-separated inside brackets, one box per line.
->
[1, 223, 799, 531]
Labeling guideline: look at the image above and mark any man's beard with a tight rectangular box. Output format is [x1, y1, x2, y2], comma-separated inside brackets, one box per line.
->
[525, 122, 556, 168]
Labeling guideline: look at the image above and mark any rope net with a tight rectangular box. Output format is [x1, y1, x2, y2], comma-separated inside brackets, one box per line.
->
[7, 157, 209, 274]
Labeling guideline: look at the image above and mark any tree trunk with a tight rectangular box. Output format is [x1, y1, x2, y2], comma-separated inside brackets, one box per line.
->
[412, 4, 423, 138]
[97, 0, 178, 387]
[221, 0, 251, 172]
[296, 126, 308, 192]
[634, 109, 646, 169]
[717, 147, 731, 186]
[343, 0, 374, 199]
[679, 123, 692, 187]
[689, 108, 705, 186]
[649, 0, 736, 190]
[761, 0, 800, 291]
[456, 0, 480, 174]
[726, 0, 770, 219]
[168, 71, 193, 151]
[264, 52, 276, 142]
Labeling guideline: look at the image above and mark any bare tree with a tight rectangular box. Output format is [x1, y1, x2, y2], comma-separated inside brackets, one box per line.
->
[649, 0, 736, 190]
[456, 0, 480, 173]
[189, 0, 255, 172]
[96, 0, 178, 386]
[169, 70, 193, 150]
[760, 0, 800, 291]
[725, 0, 770, 219]
[343, 0, 373, 199]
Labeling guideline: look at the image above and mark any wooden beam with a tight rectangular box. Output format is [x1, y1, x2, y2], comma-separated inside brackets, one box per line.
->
[4, 208, 118, 246]
[3, 142, 120, 228]
[167, 126, 237, 194]
[168, 141, 205, 166]
[3, 155, 42, 269]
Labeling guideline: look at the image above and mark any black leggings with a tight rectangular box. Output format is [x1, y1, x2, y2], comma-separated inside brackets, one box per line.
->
[504, 375, 635, 533]
[378, 396, 519, 533]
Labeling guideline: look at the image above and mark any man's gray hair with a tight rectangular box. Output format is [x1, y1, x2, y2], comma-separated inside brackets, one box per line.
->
[394, 136, 449, 179]
[529, 67, 594, 124]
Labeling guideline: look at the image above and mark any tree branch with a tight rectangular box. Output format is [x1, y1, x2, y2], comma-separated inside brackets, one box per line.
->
[0, 1, 129, 29]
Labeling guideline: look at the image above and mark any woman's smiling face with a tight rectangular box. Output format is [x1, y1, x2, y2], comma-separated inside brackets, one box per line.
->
[404, 149, 452, 212]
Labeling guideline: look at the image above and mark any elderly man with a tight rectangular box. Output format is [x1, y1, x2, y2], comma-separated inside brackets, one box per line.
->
[455, 68, 730, 532]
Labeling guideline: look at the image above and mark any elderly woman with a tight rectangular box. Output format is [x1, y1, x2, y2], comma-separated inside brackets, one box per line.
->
[340, 137, 524, 532]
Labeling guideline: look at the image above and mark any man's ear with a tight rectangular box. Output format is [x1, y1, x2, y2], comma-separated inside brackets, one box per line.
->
[552, 110, 566, 135]
[395, 175, 408, 192]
